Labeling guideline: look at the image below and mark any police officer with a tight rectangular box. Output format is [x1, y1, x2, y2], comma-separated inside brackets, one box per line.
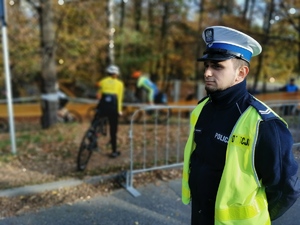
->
[95, 65, 124, 158]
[181, 26, 300, 225]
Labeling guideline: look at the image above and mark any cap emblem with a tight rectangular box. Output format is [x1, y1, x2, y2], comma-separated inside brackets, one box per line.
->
[204, 28, 214, 44]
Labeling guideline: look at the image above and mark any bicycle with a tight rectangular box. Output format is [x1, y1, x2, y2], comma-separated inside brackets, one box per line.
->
[77, 109, 108, 171]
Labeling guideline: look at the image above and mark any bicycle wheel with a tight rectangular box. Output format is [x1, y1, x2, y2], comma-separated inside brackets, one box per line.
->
[77, 129, 95, 171]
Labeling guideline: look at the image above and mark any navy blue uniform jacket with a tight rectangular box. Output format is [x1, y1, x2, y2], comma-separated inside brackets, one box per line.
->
[189, 80, 300, 224]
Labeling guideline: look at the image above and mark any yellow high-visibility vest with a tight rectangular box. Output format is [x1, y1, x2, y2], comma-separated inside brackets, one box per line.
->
[182, 99, 206, 205]
[182, 97, 285, 224]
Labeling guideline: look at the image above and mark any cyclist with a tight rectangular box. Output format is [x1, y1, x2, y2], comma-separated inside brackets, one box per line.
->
[131, 70, 167, 104]
[93, 65, 124, 158]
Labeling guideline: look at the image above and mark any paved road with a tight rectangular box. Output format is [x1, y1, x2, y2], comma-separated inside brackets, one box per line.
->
[0, 179, 189, 225]
[0, 177, 299, 225]
[1, 153, 299, 225]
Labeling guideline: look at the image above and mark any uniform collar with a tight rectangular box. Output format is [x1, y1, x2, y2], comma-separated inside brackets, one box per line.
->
[208, 80, 248, 108]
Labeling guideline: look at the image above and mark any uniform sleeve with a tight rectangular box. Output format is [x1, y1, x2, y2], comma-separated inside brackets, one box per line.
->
[255, 119, 300, 221]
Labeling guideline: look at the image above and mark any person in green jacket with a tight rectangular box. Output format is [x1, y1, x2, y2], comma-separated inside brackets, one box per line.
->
[182, 26, 300, 225]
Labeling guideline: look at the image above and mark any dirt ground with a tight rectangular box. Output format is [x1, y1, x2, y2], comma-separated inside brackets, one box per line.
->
[0, 120, 186, 219]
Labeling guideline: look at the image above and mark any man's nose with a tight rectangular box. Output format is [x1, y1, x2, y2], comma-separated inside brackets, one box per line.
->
[204, 68, 212, 77]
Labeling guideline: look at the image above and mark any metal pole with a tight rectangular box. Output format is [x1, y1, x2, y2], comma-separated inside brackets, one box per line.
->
[0, 0, 17, 154]
[173, 80, 180, 102]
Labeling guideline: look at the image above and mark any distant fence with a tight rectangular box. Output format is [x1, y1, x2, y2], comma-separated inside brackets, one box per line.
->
[124, 101, 300, 197]
[265, 100, 300, 143]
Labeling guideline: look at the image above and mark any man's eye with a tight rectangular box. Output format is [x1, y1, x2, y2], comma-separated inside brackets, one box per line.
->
[212, 64, 222, 69]
[211, 64, 221, 69]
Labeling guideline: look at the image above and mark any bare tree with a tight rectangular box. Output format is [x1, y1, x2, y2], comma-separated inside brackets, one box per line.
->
[133, 0, 142, 31]
[195, 0, 205, 81]
[252, 0, 275, 93]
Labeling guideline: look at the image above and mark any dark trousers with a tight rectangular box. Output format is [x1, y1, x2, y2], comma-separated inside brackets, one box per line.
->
[93, 99, 119, 153]
[107, 112, 118, 152]
[190, 200, 214, 225]
[189, 153, 216, 225]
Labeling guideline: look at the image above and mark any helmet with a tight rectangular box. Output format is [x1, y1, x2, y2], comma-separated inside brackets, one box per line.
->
[132, 71, 142, 78]
[106, 65, 120, 75]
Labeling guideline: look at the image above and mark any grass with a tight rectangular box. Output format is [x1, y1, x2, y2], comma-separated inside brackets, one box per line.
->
[0, 120, 131, 189]
[0, 139, 11, 151]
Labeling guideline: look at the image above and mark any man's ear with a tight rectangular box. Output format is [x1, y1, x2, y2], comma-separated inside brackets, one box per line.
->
[237, 65, 249, 81]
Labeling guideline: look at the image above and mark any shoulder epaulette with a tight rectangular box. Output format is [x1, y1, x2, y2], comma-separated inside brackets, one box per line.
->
[250, 95, 277, 121]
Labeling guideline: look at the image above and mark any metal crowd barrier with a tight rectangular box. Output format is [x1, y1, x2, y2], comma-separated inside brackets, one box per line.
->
[124, 105, 194, 197]
[124, 101, 300, 197]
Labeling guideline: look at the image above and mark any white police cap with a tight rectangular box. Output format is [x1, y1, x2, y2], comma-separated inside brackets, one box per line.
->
[198, 26, 262, 63]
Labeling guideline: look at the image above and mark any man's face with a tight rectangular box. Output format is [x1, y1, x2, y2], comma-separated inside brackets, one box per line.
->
[203, 59, 241, 93]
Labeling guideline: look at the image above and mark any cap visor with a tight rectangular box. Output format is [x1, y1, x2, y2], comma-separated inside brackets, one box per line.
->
[197, 53, 235, 62]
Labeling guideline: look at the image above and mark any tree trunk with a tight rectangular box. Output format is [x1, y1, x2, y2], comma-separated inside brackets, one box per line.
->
[134, 0, 142, 32]
[39, 0, 57, 129]
[252, 0, 274, 93]
[148, 0, 155, 75]
[195, 0, 205, 81]
[160, 2, 170, 90]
